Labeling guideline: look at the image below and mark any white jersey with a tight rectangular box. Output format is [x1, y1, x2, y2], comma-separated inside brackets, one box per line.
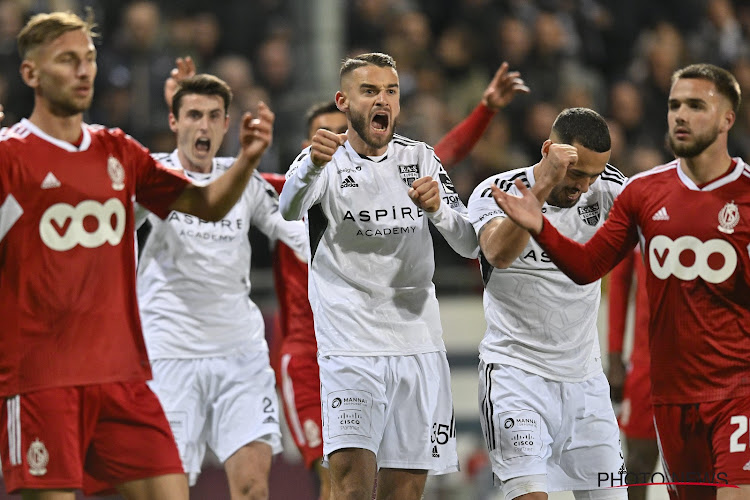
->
[137, 150, 307, 359]
[280, 135, 478, 356]
[468, 164, 626, 381]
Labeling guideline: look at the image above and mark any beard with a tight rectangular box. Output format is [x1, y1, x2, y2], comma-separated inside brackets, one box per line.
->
[668, 126, 719, 158]
[546, 184, 580, 208]
[349, 108, 394, 150]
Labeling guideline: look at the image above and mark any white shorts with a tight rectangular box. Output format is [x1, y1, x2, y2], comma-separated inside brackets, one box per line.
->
[478, 361, 624, 492]
[149, 350, 282, 485]
[319, 352, 458, 475]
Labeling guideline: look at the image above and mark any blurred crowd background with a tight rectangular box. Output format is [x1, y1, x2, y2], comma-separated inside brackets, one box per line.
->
[1, 0, 749, 200]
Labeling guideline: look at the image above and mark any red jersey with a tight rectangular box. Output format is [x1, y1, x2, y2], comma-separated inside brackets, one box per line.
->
[536, 159, 750, 404]
[262, 173, 317, 357]
[608, 248, 650, 372]
[0, 119, 189, 396]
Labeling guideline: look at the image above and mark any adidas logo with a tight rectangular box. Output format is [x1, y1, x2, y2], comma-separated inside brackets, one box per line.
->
[340, 175, 358, 188]
[41, 172, 61, 189]
[743, 460, 750, 471]
[432, 445, 440, 458]
[652, 207, 670, 221]
[263, 416, 277, 424]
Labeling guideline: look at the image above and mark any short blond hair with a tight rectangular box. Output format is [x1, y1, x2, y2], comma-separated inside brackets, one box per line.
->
[17, 10, 97, 59]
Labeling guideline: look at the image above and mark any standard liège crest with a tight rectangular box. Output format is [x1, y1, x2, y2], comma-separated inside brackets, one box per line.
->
[27, 438, 49, 476]
[577, 202, 601, 226]
[398, 164, 419, 187]
[107, 155, 125, 191]
[718, 200, 739, 234]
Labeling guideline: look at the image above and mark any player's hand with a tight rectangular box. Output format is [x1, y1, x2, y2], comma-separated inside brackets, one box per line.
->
[607, 352, 626, 405]
[238, 101, 274, 162]
[310, 129, 347, 167]
[408, 176, 441, 213]
[164, 56, 196, 107]
[536, 142, 577, 188]
[481, 62, 530, 111]
[490, 179, 544, 234]
[0, 104, 4, 124]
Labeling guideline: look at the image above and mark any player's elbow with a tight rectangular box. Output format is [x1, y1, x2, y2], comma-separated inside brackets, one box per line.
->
[482, 248, 513, 269]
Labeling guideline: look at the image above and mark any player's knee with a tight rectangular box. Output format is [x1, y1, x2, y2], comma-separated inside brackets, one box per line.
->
[572, 487, 628, 500]
[234, 475, 268, 500]
[501, 474, 547, 500]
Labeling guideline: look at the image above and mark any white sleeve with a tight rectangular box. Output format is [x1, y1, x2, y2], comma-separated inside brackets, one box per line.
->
[279, 150, 328, 221]
[467, 177, 506, 236]
[247, 175, 308, 256]
[134, 203, 151, 229]
[425, 157, 479, 259]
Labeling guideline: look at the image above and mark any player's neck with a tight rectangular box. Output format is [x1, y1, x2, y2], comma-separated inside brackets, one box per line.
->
[177, 149, 212, 174]
[28, 105, 83, 145]
[679, 141, 733, 186]
[347, 131, 387, 157]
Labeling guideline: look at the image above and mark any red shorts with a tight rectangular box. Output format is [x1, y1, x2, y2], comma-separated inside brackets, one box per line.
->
[0, 381, 183, 494]
[619, 362, 656, 440]
[277, 352, 322, 468]
[654, 397, 750, 500]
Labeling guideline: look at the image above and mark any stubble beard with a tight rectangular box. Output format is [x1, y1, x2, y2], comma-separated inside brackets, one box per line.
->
[349, 109, 394, 150]
[669, 126, 719, 158]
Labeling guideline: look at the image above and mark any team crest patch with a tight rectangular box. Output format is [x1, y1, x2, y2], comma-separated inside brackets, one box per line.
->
[718, 200, 739, 234]
[398, 164, 419, 187]
[107, 156, 125, 191]
[577, 202, 600, 226]
[27, 438, 49, 476]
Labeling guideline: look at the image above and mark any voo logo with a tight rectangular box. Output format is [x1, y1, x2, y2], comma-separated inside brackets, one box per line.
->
[649, 235, 736, 284]
[39, 199, 126, 251]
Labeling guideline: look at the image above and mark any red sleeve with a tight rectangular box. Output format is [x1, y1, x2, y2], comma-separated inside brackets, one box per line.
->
[261, 172, 286, 195]
[607, 250, 635, 353]
[123, 134, 189, 218]
[434, 103, 496, 170]
[534, 186, 640, 284]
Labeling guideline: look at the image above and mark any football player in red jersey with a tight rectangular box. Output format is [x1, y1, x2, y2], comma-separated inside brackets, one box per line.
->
[0, 11, 272, 500]
[492, 63, 750, 500]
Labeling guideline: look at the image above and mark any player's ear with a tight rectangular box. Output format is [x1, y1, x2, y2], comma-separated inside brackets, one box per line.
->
[540, 139, 552, 158]
[20, 59, 38, 88]
[168, 112, 178, 132]
[335, 91, 348, 112]
[720, 108, 735, 133]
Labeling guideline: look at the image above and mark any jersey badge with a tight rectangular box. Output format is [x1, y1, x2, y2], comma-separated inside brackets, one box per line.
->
[717, 201, 739, 234]
[107, 155, 125, 191]
[577, 202, 600, 226]
[398, 164, 419, 187]
[27, 438, 49, 476]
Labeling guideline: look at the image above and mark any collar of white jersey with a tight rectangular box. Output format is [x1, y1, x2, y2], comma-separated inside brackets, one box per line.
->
[20, 118, 91, 152]
[168, 148, 215, 185]
[343, 139, 393, 164]
[676, 157, 746, 191]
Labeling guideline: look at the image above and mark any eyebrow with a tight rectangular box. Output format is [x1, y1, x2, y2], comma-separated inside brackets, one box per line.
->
[360, 83, 399, 90]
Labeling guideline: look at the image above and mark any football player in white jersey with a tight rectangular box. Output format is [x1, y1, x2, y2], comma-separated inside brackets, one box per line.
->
[467, 108, 628, 500]
[137, 73, 306, 499]
[280, 52, 478, 500]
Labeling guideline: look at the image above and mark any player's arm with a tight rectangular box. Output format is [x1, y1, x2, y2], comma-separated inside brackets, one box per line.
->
[251, 175, 308, 256]
[492, 179, 639, 283]
[168, 103, 274, 221]
[479, 144, 573, 268]
[409, 158, 479, 259]
[280, 129, 345, 221]
[607, 251, 635, 404]
[434, 62, 528, 170]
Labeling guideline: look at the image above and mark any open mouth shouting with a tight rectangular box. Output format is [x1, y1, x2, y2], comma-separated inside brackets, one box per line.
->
[371, 111, 390, 134]
[195, 137, 211, 154]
